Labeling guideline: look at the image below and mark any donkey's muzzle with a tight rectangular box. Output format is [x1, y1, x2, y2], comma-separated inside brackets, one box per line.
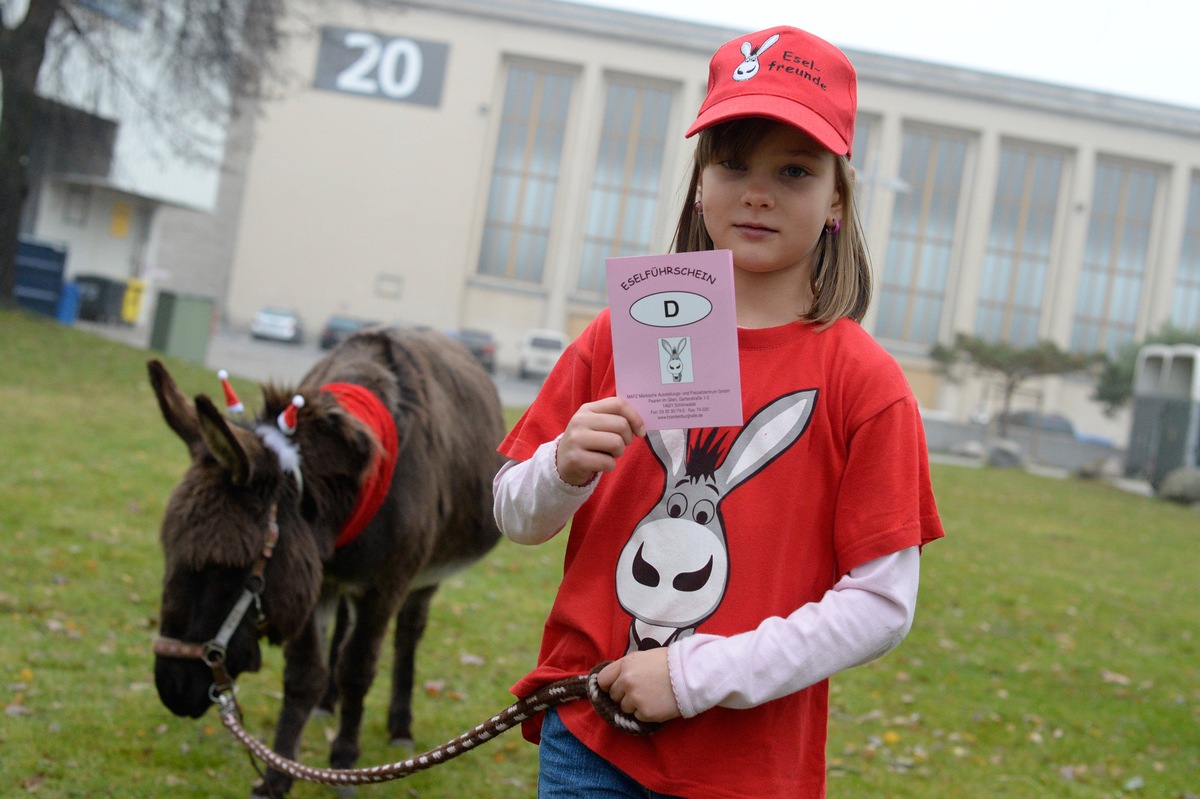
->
[154, 657, 214, 718]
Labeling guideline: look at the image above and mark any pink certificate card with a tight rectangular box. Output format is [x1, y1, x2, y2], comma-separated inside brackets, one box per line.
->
[607, 250, 742, 430]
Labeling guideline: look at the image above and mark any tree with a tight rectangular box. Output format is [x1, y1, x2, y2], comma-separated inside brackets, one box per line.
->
[0, 0, 288, 309]
[1091, 326, 1200, 416]
[930, 334, 1099, 438]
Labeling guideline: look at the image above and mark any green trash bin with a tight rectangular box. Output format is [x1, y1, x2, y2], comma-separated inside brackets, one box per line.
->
[150, 291, 215, 365]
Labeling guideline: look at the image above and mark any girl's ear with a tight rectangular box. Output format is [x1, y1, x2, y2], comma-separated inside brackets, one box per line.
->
[829, 163, 848, 219]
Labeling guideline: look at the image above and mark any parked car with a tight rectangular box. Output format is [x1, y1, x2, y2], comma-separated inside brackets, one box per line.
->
[995, 410, 1076, 437]
[319, 314, 379, 350]
[250, 306, 303, 344]
[447, 328, 497, 373]
[518, 328, 567, 380]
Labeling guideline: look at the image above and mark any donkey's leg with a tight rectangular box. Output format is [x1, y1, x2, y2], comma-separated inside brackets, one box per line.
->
[318, 597, 352, 714]
[252, 618, 328, 798]
[328, 589, 395, 771]
[387, 583, 438, 747]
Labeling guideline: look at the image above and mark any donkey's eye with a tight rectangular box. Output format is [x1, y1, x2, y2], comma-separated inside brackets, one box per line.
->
[692, 500, 715, 526]
[666, 493, 688, 518]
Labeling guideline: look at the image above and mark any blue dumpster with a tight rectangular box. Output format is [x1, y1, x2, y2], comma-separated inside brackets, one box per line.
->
[14, 238, 69, 318]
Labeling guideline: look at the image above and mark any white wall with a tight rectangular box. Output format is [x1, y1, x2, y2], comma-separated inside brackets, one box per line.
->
[37, 13, 226, 212]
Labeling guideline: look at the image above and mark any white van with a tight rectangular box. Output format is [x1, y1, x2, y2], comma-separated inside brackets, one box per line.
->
[518, 329, 567, 380]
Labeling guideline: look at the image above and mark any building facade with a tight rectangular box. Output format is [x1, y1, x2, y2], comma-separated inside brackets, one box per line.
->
[30, 0, 1200, 446]
[22, 0, 230, 303]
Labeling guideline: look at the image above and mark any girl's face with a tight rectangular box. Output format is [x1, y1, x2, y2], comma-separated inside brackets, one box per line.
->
[696, 122, 842, 279]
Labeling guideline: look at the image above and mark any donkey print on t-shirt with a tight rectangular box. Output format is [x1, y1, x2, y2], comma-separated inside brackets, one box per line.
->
[615, 389, 817, 652]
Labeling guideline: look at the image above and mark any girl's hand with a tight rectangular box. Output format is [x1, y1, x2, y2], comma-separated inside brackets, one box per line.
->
[597, 648, 681, 723]
[555, 397, 646, 487]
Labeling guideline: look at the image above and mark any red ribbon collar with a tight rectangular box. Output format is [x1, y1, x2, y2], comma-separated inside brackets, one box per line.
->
[320, 382, 398, 549]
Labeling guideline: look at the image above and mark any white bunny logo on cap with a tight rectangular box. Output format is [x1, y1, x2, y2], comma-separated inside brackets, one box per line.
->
[733, 33, 779, 82]
[729, 32, 777, 81]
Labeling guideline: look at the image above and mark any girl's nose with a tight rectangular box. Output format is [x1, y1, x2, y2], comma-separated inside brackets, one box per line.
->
[741, 176, 773, 208]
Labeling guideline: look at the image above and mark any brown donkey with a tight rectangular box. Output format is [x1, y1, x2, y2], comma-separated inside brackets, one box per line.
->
[149, 326, 504, 796]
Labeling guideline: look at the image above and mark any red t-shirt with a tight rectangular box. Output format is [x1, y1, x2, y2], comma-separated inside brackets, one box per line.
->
[500, 311, 944, 798]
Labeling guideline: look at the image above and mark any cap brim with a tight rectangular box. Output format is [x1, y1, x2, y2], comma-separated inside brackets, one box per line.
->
[685, 95, 848, 156]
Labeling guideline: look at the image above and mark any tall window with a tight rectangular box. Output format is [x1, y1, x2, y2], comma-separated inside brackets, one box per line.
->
[575, 78, 674, 295]
[976, 143, 1065, 346]
[477, 63, 575, 284]
[1171, 174, 1200, 330]
[80, 0, 145, 28]
[875, 127, 970, 346]
[850, 116, 879, 229]
[1071, 159, 1159, 355]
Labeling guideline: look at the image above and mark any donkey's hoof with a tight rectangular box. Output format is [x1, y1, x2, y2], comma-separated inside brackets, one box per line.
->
[252, 776, 291, 797]
[389, 735, 415, 752]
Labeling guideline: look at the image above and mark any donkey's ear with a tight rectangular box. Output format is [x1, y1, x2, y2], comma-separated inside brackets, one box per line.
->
[645, 428, 688, 479]
[148, 360, 204, 457]
[195, 394, 254, 486]
[299, 393, 378, 474]
[719, 389, 817, 490]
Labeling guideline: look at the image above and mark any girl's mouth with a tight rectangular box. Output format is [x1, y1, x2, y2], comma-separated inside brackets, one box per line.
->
[734, 223, 775, 238]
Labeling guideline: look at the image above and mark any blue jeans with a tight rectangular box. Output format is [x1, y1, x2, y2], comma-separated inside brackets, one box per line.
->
[538, 708, 684, 798]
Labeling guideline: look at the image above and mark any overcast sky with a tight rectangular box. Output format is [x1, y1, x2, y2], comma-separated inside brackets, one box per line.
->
[570, 0, 1200, 110]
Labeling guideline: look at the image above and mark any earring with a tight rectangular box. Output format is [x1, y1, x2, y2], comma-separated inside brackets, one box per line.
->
[693, 199, 703, 216]
[824, 219, 841, 235]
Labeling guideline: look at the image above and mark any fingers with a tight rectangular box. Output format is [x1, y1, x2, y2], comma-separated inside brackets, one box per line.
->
[576, 396, 646, 442]
[596, 649, 680, 724]
[614, 398, 648, 439]
[597, 659, 621, 691]
[556, 397, 646, 486]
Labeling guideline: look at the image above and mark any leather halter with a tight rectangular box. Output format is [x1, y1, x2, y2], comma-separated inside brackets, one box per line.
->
[152, 503, 280, 694]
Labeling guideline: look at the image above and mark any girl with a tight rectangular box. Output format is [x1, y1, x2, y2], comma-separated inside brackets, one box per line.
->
[494, 25, 944, 799]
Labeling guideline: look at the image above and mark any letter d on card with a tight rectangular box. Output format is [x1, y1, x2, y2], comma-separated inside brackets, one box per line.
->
[630, 292, 712, 326]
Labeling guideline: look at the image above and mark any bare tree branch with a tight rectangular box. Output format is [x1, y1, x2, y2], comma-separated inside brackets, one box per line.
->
[1, 0, 303, 307]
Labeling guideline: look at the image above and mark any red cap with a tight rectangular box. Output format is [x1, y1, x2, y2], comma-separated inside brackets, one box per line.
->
[686, 26, 857, 158]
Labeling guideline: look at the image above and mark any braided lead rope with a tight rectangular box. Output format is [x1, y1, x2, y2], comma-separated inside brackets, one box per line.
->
[215, 663, 660, 788]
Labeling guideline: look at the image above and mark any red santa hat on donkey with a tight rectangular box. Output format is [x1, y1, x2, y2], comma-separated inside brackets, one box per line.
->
[253, 392, 305, 494]
[218, 370, 244, 415]
[277, 394, 305, 436]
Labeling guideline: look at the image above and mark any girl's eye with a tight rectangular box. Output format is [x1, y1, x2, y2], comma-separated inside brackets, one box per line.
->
[718, 159, 745, 171]
[784, 165, 809, 178]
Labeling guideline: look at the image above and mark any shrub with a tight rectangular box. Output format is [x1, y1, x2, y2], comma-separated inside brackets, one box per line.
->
[1158, 467, 1200, 505]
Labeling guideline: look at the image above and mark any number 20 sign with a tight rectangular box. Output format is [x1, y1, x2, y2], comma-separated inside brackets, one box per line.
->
[313, 27, 448, 107]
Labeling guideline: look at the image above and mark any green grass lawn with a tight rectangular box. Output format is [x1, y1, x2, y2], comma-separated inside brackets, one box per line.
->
[1, 309, 1197, 798]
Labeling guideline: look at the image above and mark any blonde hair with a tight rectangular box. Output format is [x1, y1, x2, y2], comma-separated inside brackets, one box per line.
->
[671, 119, 872, 326]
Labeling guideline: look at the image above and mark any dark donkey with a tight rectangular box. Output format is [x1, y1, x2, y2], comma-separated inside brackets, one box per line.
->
[149, 326, 504, 797]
